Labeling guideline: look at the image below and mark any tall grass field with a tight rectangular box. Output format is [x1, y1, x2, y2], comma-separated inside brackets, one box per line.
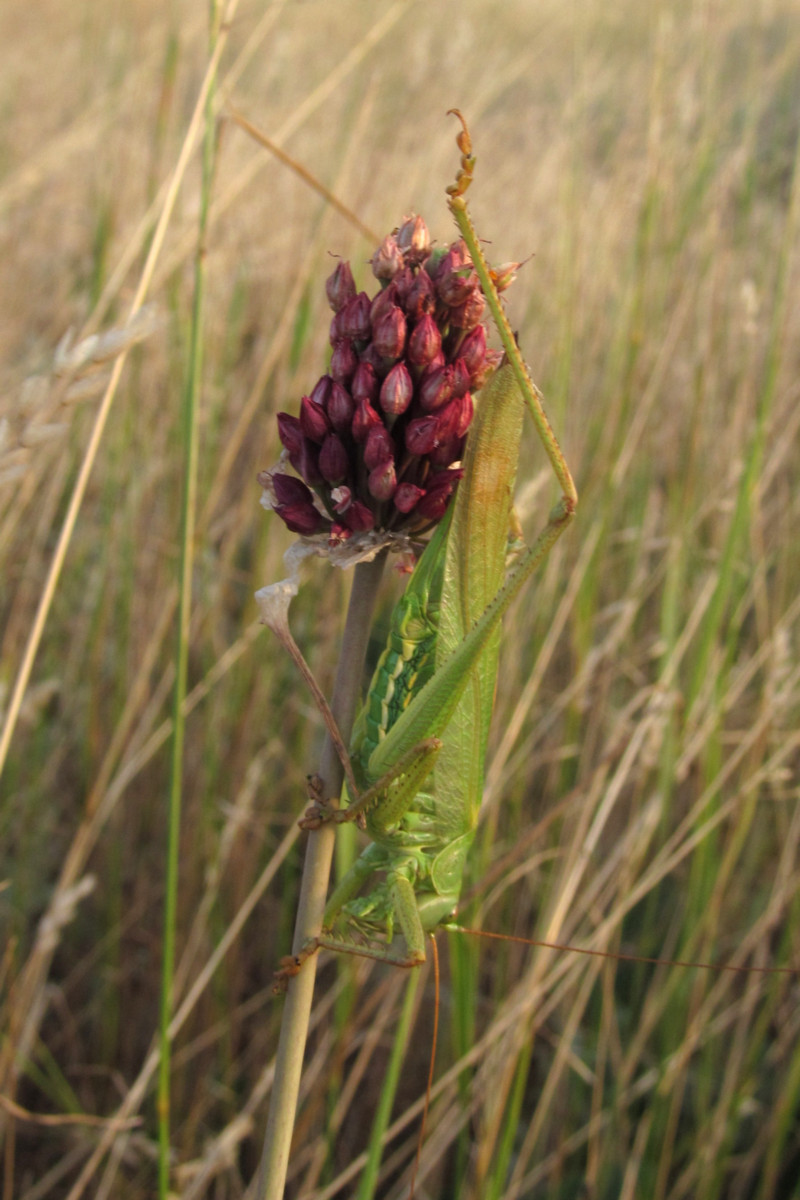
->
[2, 1, 800, 1197]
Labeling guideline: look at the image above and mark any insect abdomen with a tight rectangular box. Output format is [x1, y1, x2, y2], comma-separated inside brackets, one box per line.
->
[362, 626, 436, 760]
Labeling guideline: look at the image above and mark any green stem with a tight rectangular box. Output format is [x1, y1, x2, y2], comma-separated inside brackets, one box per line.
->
[356, 971, 421, 1200]
[157, 5, 219, 1193]
[255, 553, 387, 1200]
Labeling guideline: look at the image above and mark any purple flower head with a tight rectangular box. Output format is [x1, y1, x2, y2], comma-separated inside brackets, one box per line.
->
[263, 214, 517, 543]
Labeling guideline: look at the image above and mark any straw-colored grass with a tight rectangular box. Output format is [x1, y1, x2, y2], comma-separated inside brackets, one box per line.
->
[2, 1, 799, 1196]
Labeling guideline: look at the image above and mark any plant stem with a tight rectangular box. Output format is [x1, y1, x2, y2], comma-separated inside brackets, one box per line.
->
[157, 5, 219, 1193]
[255, 553, 387, 1200]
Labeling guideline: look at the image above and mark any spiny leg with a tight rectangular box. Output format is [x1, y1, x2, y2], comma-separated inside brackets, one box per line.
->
[446, 109, 577, 529]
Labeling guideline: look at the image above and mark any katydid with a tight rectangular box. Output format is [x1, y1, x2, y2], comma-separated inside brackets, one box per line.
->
[275, 112, 577, 980]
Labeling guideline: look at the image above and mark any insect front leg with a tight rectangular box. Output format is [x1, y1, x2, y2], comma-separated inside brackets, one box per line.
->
[299, 736, 442, 830]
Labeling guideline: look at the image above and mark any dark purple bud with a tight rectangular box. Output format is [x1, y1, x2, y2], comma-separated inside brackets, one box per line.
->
[404, 269, 435, 319]
[342, 500, 375, 532]
[368, 459, 397, 502]
[419, 363, 453, 412]
[277, 412, 304, 455]
[351, 360, 379, 403]
[329, 308, 346, 345]
[291, 438, 323, 486]
[454, 392, 474, 437]
[276, 502, 326, 536]
[391, 266, 415, 306]
[438, 266, 478, 308]
[394, 482, 425, 514]
[330, 338, 357, 384]
[451, 358, 471, 398]
[416, 469, 462, 520]
[364, 424, 395, 470]
[340, 292, 372, 341]
[372, 307, 407, 359]
[326, 260, 356, 313]
[370, 282, 399, 327]
[371, 235, 403, 281]
[328, 382, 354, 432]
[352, 397, 382, 442]
[310, 375, 333, 410]
[396, 215, 430, 258]
[459, 324, 487, 380]
[379, 362, 413, 415]
[408, 315, 442, 367]
[319, 433, 349, 484]
[359, 341, 389, 377]
[432, 396, 462, 444]
[272, 473, 315, 507]
[449, 289, 485, 331]
[300, 394, 330, 443]
[405, 414, 439, 456]
[429, 436, 463, 467]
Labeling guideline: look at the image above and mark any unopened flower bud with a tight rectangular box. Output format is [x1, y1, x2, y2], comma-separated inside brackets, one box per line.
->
[326, 260, 356, 312]
[328, 382, 354, 431]
[368, 458, 397, 502]
[419, 363, 453, 412]
[371, 235, 403, 281]
[416, 469, 462, 520]
[352, 397, 382, 442]
[292, 438, 323, 486]
[449, 289, 485, 330]
[364, 424, 395, 470]
[404, 269, 435, 319]
[391, 266, 415, 306]
[433, 396, 463, 444]
[372, 306, 407, 359]
[330, 338, 357, 384]
[438, 265, 478, 308]
[300, 394, 330, 443]
[358, 342, 388, 377]
[329, 308, 346, 345]
[429, 435, 464, 467]
[405, 414, 439, 456]
[370, 283, 399, 327]
[408, 315, 442, 367]
[310, 375, 333, 410]
[396, 214, 430, 258]
[340, 292, 372, 341]
[272, 473, 315, 507]
[394, 482, 425, 514]
[454, 391, 474, 437]
[342, 500, 375, 532]
[459, 324, 487, 381]
[351, 360, 379, 403]
[277, 412, 304, 455]
[319, 433, 349, 484]
[450, 358, 471, 398]
[276, 502, 326, 536]
[379, 362, 413, 415]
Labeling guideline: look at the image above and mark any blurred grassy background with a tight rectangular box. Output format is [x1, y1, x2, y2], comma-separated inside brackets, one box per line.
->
[2, 0, 800, 1196]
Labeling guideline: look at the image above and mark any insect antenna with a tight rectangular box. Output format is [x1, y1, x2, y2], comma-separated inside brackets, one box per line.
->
[447, 926, 800, 977]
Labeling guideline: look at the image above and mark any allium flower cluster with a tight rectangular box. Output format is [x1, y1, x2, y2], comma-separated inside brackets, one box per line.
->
[262, 214, 505, 543]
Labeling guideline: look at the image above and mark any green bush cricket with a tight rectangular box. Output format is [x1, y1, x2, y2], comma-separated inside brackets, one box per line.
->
[274, 111, 578, 981]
